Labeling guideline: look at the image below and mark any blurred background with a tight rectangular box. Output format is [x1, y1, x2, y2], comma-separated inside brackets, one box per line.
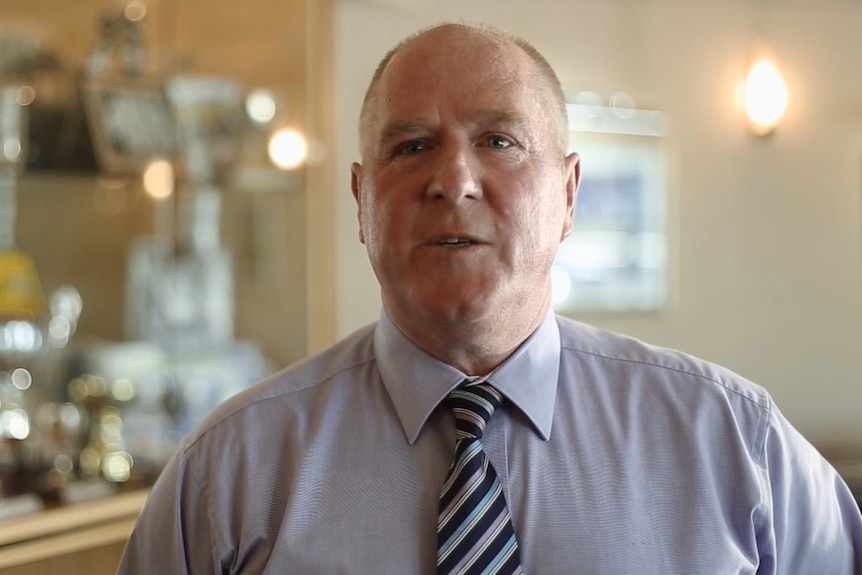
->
[0, 0, 860, 571]
[336, 0, 862, 461]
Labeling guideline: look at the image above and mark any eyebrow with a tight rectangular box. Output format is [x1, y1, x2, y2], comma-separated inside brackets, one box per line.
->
[378, 118, 428, 149]
[475, 108, 529, 128]
[376, 108, 530, 149]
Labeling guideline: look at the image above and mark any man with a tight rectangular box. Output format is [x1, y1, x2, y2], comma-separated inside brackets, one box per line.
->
[117, 22, 862, 574]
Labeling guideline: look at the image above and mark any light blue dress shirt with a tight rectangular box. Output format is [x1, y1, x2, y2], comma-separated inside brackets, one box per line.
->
[118, 310, 862, 574]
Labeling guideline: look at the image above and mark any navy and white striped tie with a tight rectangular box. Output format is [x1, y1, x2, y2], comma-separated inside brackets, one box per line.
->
[437, 382, 523, 575]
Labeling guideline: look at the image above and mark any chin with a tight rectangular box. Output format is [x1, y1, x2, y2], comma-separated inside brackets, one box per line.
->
[414, 289, 499, 325]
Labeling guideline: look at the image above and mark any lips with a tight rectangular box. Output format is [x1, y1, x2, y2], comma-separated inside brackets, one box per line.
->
[420, 219, 490, 250]
[436, 237, 474, 246]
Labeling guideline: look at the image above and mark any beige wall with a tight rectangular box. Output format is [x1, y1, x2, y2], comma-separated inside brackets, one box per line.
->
[334, 0, 862, 453]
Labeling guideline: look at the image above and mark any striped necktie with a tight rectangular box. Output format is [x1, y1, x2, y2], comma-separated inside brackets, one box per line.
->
[437, 382, 523, 575]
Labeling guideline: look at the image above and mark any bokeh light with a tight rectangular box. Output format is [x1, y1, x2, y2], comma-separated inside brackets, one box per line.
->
[268, 129, 308, 170]
[143, 159, 174, 200]
[246, 89, 278, 125]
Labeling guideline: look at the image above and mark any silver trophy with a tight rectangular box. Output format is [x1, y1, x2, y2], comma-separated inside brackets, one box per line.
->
[0, 86, 85, 504]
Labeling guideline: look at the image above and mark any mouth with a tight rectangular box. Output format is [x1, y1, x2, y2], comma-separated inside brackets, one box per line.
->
[434, 237, 476, 247]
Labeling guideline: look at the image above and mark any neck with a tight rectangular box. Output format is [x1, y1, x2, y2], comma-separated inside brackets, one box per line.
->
[387, 294, 550, 376]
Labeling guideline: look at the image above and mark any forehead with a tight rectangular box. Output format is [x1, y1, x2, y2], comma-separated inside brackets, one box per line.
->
[374, 29, 542, 126]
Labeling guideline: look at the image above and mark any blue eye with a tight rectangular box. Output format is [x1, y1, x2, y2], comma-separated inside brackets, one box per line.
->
[487, 135, 512, 148]
[397, 140, 425, 155]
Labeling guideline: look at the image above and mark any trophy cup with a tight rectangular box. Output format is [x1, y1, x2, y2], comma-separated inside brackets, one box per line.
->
[0, 85, 84, 511]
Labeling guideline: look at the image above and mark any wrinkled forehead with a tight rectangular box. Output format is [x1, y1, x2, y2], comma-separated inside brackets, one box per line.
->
[362, 29, 542, 147]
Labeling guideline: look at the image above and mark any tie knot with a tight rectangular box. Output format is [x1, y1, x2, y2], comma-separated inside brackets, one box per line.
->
[445, 382, 503, 441]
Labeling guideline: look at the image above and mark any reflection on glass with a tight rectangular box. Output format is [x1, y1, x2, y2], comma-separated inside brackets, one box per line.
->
[553, 135, 666, 313]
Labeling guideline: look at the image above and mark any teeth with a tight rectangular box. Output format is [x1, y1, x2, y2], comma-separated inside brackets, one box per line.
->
[438, 238, 472, 246]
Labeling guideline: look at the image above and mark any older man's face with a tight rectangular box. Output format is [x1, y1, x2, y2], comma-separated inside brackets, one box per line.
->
[352, 28, 579, 338]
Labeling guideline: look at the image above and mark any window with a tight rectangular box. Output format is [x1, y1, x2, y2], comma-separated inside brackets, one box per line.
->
[552, 104, 667, 313]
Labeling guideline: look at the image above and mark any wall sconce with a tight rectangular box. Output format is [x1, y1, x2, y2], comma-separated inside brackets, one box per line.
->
[741, 53, 788, 137]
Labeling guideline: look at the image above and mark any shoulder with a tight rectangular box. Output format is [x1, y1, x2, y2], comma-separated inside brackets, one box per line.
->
[554, 314, 778, 465]
[554, 314, 770, 411]
[177, 322, 379, 451]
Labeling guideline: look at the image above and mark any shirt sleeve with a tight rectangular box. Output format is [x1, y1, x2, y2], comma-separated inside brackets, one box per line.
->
[116, 450, 220, 575]
[757, 402, 862, 574]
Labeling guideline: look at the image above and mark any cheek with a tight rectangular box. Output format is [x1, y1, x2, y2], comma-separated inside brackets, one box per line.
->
[359, 191, 404, 256]
[359, 200, 384, 253]
[513, 180, 570, 249]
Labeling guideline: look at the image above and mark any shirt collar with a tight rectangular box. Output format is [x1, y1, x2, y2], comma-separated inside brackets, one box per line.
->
[374, 309, 560, 444]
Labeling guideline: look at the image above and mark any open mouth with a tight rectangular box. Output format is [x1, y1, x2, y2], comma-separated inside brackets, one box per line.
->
[435, 238, 475, 247]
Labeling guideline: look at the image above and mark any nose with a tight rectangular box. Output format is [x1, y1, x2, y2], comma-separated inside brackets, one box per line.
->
[426, 141, 482, 203]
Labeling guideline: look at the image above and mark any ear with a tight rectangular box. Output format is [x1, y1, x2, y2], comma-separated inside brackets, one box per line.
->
[350, 162, 366, 245]
[561, 152, 580, 241]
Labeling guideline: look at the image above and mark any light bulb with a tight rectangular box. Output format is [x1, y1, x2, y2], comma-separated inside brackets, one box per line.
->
[744, 58, 788, 136]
